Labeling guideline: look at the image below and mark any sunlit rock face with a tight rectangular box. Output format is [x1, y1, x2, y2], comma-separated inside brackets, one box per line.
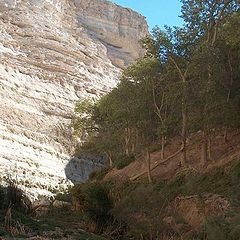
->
[74, 0, 148, 68]
[0, 0, 148, 199]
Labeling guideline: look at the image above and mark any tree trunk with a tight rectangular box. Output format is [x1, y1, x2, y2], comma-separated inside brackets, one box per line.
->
[130, 146, 183, 181]
[181, 108, 187, 166]
[201, 141, 207, 165]
[169, 57, 188, 167]
[208, 136, 212, 160]
[146, 147, 152, 183]
[125, 147, 129, 156]
[224, 127, 228, 143]
[161, 136, 165, 160]
[124, 127, 131, 156]
[109, 156, 113, 167]
[125, 134, 129, 156]
[106, 151, 113, 167]
[131, 143, 135, 154]
[4, 207, 12, 232]
[131, 128, 137, 154]
[224, 53, 233, 143]
[201, 130, 208, 165]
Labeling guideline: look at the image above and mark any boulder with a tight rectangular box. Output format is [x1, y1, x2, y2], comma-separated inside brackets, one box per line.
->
[52, 200, 71, 209]
[33, 199, 51, 216]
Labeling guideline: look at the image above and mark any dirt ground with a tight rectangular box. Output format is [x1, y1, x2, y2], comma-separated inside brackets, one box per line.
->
[105, 129, 240, 181]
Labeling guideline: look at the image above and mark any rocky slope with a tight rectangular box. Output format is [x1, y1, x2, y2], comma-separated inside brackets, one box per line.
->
[0, 0, 148, 199]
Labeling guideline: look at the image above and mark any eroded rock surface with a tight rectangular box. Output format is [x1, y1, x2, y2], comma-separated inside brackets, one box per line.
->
[0, 0, 148, 199]
[74, 0, 148, 68]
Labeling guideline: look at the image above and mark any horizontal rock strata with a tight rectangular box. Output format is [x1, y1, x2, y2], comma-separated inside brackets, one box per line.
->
[0, 0, 148, 199]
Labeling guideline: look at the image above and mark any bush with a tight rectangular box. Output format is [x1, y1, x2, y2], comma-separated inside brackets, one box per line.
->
[112, 182, 169, 239]
[194, 216, 240, 240]
[203, 217, 230, 240]
[89, 167, 110, 181]
[114, 154, 135, 170]
[55, 192, 71, 202]
[85, 183, 113, 228]
[0, 182, 31, 213]
[71, 182, 113, 232]
[0, 186, 4, 209]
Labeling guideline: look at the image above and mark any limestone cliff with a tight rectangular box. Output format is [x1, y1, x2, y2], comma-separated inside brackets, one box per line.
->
[0, 0, 148, 199]
[74, 0, 148, 68]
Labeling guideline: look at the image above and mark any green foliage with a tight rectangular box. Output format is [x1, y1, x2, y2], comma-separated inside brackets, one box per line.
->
[152, 160, 240, 205]
[0, 208, 106, 239]
[0, 182, 31, 213]
[74, 9, 240, 168]
[110, 159, 240, 239]
[55, 191, 71, 202]
[74, 62, 160, 165]
[73, 99, 96, 138]
[193, 212, 240, 240]
[67, 2, 240, 239]
[71, 182, 113, 231]
[89, 167, 111, 181]
[112, 183, 168, 239]
[114, 154, 135, 170]
[85, 183, 113, 227]
[63, 158, 240, 239]
[0, 186, 4, 209]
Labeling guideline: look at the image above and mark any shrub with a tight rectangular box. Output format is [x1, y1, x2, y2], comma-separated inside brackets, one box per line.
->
[0, 186, 4, 210]
[85, 183, 113, 229]
[194, 217, 231, 240]
[55, 192, 71, 202]
[114, 154, 135, 170]
[71, 182, 113, 232]
[0, 182, 31, 213]
[89, 167, 110, 181]
[112, 183, 169, 239]
[70, 160, 240, 239]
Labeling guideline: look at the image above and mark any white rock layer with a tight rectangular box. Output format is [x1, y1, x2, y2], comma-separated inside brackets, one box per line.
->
[0, 0, 148, 199]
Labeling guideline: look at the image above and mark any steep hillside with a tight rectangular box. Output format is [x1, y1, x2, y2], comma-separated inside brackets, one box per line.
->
[105, 130, 240, 182]
[0, 0, 148, 199]
[70, 130, 240, 240]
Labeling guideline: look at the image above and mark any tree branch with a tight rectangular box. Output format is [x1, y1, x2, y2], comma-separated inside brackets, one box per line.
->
[169, 56, 188, 83]
[130, 146, 184, 181]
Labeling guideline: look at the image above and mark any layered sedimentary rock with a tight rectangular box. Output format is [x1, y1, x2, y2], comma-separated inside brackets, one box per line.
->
[74, 0, 148, 68]
[0, 0, 148, 199]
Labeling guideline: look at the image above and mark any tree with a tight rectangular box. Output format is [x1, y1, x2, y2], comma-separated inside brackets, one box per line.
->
[142, 27, 195, 166]
[181, 0, 240, 164]
[218, 12, 240, 141]
[73, 0, 240, 177]
[73, 97, 122, 166]
[122, 64, 158, 183]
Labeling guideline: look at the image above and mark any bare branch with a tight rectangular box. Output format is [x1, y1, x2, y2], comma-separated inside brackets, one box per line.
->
[130, 146, 184, 181]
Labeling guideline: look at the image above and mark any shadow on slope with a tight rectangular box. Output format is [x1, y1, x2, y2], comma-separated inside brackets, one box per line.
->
[0, 182, 31, 213]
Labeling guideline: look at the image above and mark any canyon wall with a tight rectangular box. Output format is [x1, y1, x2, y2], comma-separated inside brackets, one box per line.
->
[74, 0, 148, 68]
[0, 0, 148, 199]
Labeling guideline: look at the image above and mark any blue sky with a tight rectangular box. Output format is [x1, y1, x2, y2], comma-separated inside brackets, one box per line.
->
[110, 0, 184, 31]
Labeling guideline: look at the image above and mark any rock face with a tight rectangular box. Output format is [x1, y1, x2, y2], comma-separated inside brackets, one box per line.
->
[0, 0, 148, 199]
[74, 0, 148, 68]
[65, 155, 106, 183]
